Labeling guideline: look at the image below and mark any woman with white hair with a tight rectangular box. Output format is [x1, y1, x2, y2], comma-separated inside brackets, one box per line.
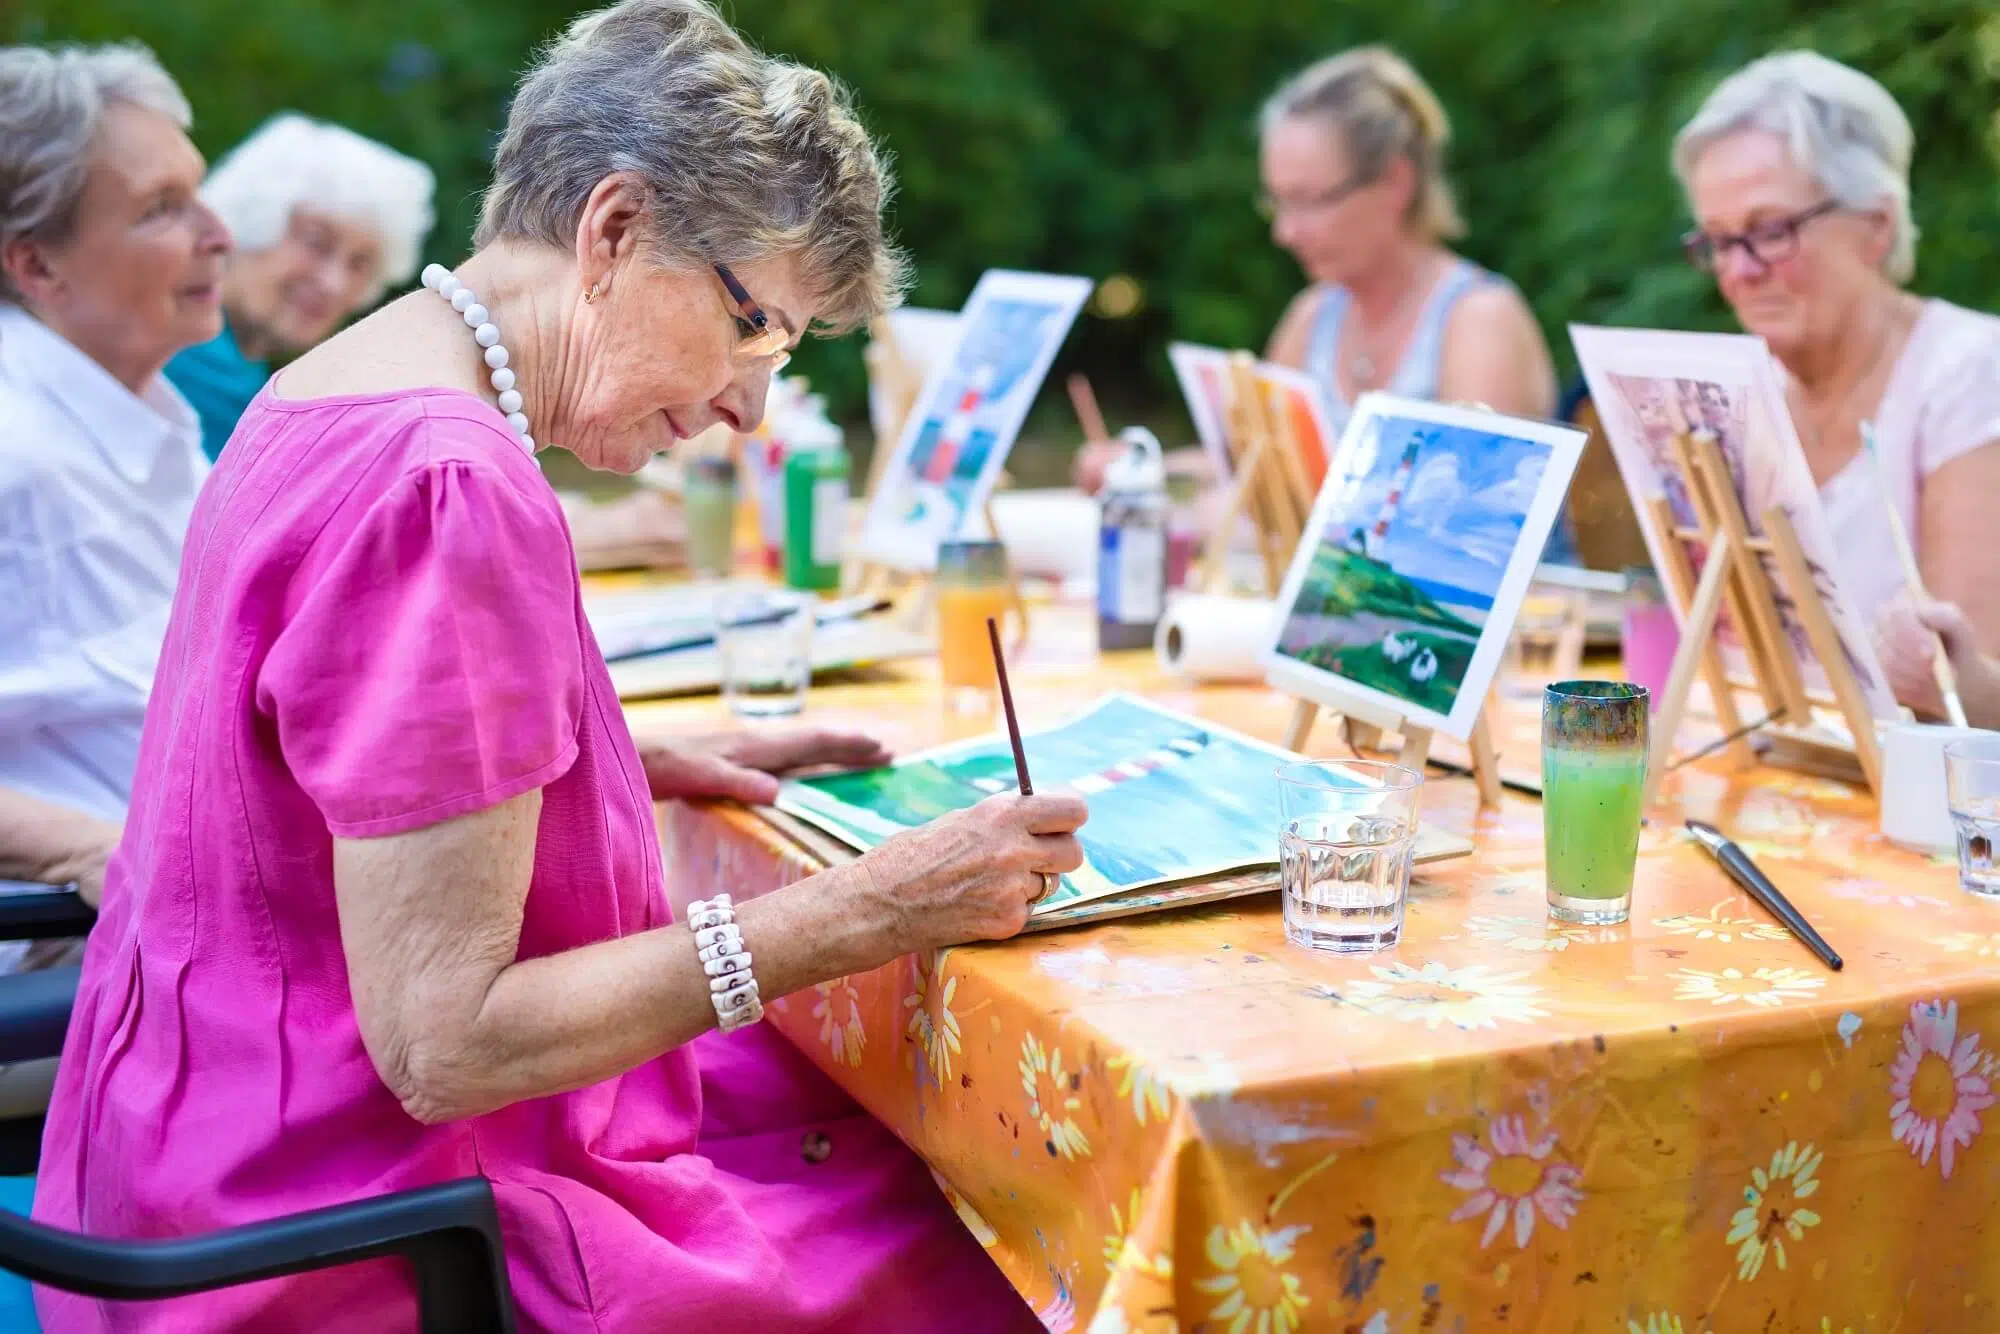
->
[1674, 50, 2000, 720]
[33, 2, 1083, 1330]
[0, 45, 227, 939]
[163, 112, 434, 459]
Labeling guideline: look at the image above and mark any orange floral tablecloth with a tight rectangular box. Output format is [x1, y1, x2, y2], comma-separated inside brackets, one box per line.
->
[634, 613, 1999, 1334]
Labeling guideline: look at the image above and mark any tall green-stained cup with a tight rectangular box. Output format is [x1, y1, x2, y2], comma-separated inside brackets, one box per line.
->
[1542, 681, 1650, 925]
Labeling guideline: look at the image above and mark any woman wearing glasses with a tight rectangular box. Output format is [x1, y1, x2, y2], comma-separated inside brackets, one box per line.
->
[1675, 50, 2000, 722]
[33, 2, 1085, 1330]
[1260, 47, 1557, 427]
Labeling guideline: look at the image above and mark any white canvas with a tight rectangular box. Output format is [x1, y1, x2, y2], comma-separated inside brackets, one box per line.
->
[1260, 393, 1587, 740]
[1167, 341, 1237, 483]
[857, 271, 1091, 571]
[1568, 324, 1900, 720]
[865, 307, 962, 447]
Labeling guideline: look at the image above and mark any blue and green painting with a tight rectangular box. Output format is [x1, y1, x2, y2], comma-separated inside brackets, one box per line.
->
[776, 693, 1297, 912]
[1277, 411, 1551, 718]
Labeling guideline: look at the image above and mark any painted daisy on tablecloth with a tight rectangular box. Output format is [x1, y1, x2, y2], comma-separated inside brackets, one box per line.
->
[1823, 878, 1952, 912]
[1627, 1317, 1684, 1334]
[811, 977, 866, 1068]
[903, 954, 962, 1086]
[1653, 902, 1791, 943]
[1020, 1033, 1091, 1160]
[1458, 914, 1616, 952]
[1930, 932, 2000, 959]
[1107, 1053, 1173, 1127]
[1724, 1140, 1823, 1280]
[1440, 1114, 1585, 1248]
[1102, 1188, 1173, 1279]
[1318, 961, 1548, 1031]
[1035, 1275, 1076, 1333]
[1888, 999, 1996, 1179]
[1194, 1221, 1310, 1334]
[1671, 966, 1825, 1009]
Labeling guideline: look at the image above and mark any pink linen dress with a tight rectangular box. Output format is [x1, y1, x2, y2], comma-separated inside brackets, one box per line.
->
[33, 386, 1038, 1333]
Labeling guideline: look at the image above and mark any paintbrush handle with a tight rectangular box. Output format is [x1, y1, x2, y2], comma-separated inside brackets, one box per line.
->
[1864, 429, 1969, 725]
[987, 616, 1034, 796]
[1714, 840, 1843, 971]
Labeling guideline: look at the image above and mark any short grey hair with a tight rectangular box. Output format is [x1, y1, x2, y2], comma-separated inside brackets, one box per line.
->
[1260, 46, 1465, 241]
[0, 42, 191, 304]
[477, 0, 907, 335]
[1673, 51, 1917, 283]
[202, 113, 436, 304]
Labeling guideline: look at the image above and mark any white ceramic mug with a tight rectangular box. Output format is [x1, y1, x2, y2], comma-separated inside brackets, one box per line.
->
[1879, 723, 2000, 852]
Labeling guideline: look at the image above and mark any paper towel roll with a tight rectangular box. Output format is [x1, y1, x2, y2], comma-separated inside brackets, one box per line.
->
[1156, 594, 1277, 683]
[1880, 722, 1998, 852]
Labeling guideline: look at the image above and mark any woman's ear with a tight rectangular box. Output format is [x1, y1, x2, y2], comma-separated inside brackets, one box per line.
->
[572, 172, 650, 298]
[1, 235, 60, 311]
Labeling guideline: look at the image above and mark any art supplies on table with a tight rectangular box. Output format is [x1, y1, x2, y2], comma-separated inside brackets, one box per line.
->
[856, 270, 1091, 572]
[770, 692, 1471, 925]
[1570, 325, 1899, 796]
[1153, 594, 1274, 683]
[1096, 428, 1170, 652]
[583, 583, 927, 701]
[1686, 820, 1843, 970]
[1259, 392, 1587, 804]
[783, 434, 848, 591]
[682, 455, 738, 578]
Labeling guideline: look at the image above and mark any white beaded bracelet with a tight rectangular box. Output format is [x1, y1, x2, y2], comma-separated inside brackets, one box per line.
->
[687, 894, 763, 1031]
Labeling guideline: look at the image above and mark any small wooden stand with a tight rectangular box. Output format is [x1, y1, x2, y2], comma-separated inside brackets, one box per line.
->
[1201, 352, 1315, 596]
[846, 322, 1031, 647]
[1279, 689, 1505, 808]
[1640, 430, 1883, 806]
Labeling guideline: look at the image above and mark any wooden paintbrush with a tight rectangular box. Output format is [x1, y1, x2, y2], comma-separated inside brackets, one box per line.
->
[987, 615, 1034, 795]
[1861, 423, 1968, 726]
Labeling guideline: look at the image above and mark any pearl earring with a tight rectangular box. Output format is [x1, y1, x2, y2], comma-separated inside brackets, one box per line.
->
[585, 283, 601, 305]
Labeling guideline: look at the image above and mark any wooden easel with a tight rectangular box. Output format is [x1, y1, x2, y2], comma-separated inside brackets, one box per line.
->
[1279, 688, 1505, 807]
[846, 321, 1030, 646]
[1640, 429, 1883, 806]
[1201, 353, 1314, 596]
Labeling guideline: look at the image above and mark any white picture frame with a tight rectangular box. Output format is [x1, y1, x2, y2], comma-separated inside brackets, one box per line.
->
[857, 270, 1091, 571]
[1259, 392, 1587, 741]
[1568, 324, 1900, 719]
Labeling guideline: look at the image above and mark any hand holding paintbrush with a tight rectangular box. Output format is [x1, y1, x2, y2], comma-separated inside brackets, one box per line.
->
[1862, 422, 1969, 726]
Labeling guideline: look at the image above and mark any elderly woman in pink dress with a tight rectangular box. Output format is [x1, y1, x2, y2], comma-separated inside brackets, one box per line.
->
[1674, 51, 2000, 722]
[33, 2, 1087, 1330]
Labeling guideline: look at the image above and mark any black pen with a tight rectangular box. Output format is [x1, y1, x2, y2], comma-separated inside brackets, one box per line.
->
[1685, 821, 1842, 971]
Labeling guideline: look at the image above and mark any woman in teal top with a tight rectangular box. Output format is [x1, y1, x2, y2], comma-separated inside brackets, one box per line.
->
[163, 114, 435, 458]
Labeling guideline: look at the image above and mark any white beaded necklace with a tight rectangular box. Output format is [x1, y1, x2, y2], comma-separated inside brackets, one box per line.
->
[420, 262, 533, 454]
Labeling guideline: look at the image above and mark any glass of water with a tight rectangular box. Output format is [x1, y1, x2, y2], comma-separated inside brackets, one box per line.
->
[716, 591, 814, 719]
[1275, 759, 1424, 954]
[1944, 736, 2000, 898]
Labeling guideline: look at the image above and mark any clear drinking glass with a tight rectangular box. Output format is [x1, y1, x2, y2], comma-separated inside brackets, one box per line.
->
[717, 591, 813, 719]
[1944, 736, 2000, 898]
[1275, 760, 1424, 953]
[1542, 680, 1650, 924]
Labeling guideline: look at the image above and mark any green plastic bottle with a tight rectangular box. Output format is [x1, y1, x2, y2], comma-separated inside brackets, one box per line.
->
[783, 426, 848, 592]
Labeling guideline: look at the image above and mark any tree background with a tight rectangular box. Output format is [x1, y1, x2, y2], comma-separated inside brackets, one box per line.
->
[16, 0, 2000, 478]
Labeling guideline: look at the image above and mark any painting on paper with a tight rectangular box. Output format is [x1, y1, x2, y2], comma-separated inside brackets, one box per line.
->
[776, 693, 1306, 914]
[1261, 393, 1587, 740]
[1167, 341, 1237, 484]
[1253, 362, 1336, 492]
[1569, 325, 1899, 719]
[857, 271, 1091, 571]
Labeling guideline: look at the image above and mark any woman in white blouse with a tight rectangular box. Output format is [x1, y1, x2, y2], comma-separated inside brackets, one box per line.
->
[1673, 51, 2000, 721]
[0, 44, 228, 915]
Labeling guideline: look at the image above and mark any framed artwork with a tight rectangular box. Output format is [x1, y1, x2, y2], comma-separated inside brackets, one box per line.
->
[1569, 324, 1900, 719]
[1167, 340, 1237, 483]
[1260, 393, 1588, 740]
[857, 270, 1091, 571]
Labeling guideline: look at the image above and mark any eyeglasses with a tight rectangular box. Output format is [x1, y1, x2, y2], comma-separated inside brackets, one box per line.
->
[1681, 200, 1840, 273]
[1256, 174, 1372, 221]
[713, 263, 793, 371]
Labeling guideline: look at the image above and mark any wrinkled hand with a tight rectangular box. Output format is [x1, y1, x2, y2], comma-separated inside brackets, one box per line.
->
[843, 792, 1089, 954]
[639, 728, 893, 806]
[51, 823, 119, 910]
[1880, 597, 1968, 720]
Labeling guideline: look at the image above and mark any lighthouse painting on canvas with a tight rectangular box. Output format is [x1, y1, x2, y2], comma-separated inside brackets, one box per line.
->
[858, 270, 1092, 571]
[1262, 394, 1588, 740]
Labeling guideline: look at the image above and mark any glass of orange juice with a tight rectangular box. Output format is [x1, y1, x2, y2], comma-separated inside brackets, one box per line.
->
[936, 540, 1019, 714]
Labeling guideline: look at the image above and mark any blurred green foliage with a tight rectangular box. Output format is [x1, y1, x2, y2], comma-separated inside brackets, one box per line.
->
[16, 0, 2000, 448]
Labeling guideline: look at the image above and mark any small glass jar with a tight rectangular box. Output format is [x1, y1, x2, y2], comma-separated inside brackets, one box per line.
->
[684, 456, 738, 578]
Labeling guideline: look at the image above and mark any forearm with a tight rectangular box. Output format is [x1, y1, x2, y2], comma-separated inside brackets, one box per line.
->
[399, 861, 889, 1122]
[0, 787, 118, 887]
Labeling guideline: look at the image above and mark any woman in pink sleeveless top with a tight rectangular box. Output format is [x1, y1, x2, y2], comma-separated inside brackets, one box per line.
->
[32, 3, 1088, 1329]
[1674, 51, 2000, 721]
